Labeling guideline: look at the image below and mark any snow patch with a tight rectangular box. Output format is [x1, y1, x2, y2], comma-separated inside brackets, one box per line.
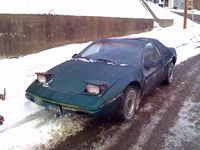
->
[163, 97, 200, 149]
[147, 1, 174, 19]
[0, 0, 152, 19]
[0, 42, 90, 131]
[169, 8, 200, 15]
[0, 113, 88, 150]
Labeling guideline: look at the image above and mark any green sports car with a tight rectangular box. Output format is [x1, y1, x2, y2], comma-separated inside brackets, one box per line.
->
[26, 38, 176, 121]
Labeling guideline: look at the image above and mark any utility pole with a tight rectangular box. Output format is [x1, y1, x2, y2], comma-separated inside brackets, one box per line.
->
[183, 0, 188, 29]
[191, 0, 194, 21]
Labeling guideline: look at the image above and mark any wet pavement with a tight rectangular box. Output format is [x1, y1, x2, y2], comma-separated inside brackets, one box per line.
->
[53, 54, 200, 150]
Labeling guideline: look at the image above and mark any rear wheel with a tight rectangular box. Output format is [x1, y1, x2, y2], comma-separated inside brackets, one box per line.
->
[164, 62, 174, 85]
[118, 86, 140, 121]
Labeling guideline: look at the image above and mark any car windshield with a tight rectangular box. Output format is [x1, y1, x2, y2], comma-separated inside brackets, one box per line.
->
[78, 41, 142, 66]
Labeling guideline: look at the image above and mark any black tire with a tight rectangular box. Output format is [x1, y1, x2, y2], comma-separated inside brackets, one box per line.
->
[164, 62, 174, 85]
[118, 86, 140, 121]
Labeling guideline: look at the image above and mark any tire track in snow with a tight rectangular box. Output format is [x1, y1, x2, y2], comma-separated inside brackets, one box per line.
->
[0, 109, 48, 133]
[163, 64, 200, 149]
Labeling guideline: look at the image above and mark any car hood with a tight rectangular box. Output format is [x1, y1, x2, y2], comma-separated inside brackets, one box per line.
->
[47, 59, 134, 94]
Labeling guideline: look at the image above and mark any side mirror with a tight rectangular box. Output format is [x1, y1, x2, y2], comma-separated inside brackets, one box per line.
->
[144, 60, 157, 70]
[72, 54, 78, 58]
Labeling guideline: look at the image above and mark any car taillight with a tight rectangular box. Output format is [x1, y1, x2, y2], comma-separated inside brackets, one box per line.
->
[35, 72, 54, 84]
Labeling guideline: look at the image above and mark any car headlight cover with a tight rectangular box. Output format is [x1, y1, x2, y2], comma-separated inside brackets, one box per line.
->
[86, 84, 100, 95]
[37, 75, 47, 84]
[36, 72, 54, 84]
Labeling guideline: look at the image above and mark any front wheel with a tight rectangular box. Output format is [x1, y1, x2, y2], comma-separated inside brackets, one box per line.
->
[118, 86, 140, 121]
[164, 62, 174, 85]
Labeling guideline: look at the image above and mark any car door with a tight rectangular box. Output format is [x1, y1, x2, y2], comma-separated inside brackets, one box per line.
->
[153, 40, 173, 80]
[143, 42, 163, 94]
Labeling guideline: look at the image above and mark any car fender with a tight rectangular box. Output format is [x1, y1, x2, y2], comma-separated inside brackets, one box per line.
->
[168, 47, 177, 63]
[102, 69, 143, 103]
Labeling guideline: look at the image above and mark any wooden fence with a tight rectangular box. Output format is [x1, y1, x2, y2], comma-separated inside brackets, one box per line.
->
[0, 14, 153, 58]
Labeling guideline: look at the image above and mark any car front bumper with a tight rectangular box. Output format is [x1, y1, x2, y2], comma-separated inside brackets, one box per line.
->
[26, 92, 121, 117]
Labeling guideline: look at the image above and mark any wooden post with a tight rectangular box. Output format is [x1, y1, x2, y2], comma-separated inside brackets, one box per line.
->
[191, 0, 194, 21]
[183, 0, 188, 29]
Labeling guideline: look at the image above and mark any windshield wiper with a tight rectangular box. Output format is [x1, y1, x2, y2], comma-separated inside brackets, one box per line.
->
[74, 57, 94, 62]
[97, 58, 117, 65]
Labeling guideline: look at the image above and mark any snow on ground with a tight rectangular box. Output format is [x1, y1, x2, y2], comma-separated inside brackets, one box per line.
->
[0, 2, 200, 150]
[0, 42, 90, 130]
[169, 8, 200, 15]
[0, 112, 88, 150]
[0, 0, 152, 19]
[146, 1, 174, 19]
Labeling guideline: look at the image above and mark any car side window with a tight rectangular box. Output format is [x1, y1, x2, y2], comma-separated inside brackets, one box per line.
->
[143, 42, 160, 62]
[154, 40, 168, 56]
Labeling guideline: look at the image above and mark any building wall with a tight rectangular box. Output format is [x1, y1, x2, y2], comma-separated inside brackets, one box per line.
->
[173, 0, 184, 9]
[194, 0, 200, 10]
[172, 0, 200, 10]
[168, 0, 174, 8]
[148, 0, 173, 7]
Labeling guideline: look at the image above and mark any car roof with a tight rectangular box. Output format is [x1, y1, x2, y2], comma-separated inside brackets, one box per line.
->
[96, 37, 156, 45]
